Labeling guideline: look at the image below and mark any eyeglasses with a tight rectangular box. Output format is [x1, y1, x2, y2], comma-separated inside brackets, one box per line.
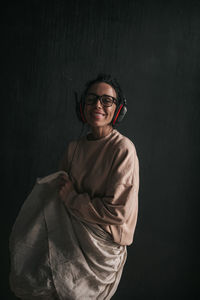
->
[85, 93, 118, 107]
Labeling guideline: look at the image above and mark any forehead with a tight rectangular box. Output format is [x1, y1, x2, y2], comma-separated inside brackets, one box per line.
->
[87, 82, 117, 98]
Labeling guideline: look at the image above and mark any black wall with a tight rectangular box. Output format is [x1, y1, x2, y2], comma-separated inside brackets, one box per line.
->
[2, 0, 200, 299]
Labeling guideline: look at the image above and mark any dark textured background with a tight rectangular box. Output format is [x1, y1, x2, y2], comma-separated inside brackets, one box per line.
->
[2, 0, 200, 299]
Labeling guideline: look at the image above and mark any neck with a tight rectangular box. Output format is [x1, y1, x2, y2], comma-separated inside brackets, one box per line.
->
[90, 125, 113, 139]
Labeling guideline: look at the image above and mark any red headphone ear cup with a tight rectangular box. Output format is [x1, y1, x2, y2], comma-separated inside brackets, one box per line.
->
[117, 105, 127, 122]
[112, 103, 127, 125]
[79, 102, 87, 123]
[75, 97, 87, 123]
[112, 104, 123, 125]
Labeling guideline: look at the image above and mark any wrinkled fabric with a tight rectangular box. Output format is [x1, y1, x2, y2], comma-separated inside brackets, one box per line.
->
[59, 128, 139, 245]
[9, 171, 127, 300]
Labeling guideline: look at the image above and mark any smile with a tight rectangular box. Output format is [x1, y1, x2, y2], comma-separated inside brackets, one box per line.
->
[91, 112, 105, 118]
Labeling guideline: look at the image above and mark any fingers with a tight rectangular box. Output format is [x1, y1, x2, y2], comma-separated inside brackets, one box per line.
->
[58, 174, 69, 188]
[59, 188, 67, 202]
[59, 179, 67, 187]
[59, 184, 66, 200]
[59, 179, 74, 203]
[60, 173, 69, 181]
[59, 180, 71, 196]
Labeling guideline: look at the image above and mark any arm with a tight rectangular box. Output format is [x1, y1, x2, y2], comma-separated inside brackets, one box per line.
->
[60, 141, 139, 226]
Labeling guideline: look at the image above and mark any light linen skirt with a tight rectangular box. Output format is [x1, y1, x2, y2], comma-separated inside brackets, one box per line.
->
[9, 171, 127, 300]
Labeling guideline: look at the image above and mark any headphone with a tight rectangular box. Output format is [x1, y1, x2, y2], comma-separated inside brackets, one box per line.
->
[75, 92, 127, 125]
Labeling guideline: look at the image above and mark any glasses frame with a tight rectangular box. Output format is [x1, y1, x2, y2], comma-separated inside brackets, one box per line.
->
[85, 93, 118, 107]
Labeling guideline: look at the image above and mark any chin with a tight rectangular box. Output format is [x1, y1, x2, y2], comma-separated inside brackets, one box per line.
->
[86, 116, 112, 128]
[88, 119, 104, 127]
[90, 122, 104, 128]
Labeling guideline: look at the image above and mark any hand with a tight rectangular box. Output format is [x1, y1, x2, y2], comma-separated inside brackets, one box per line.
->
[59, 175, 74, 203]
[58, 173, 69, 188]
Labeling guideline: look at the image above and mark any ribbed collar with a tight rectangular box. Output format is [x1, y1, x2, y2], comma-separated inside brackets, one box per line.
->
[84, 129, 118, 143]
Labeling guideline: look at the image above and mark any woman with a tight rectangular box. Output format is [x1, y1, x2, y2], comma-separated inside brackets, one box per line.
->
[9, 74, 139, 300]
[58, 74, 139, 298]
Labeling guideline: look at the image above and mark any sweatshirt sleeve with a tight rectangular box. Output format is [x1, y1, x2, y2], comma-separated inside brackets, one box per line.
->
[58, 140, 77, 172]
[62, 140, 139, 226]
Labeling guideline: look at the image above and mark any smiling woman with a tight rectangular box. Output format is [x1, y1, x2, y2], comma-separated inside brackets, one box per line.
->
[57, 74, 139, 299]
[9, 74, 139, 300]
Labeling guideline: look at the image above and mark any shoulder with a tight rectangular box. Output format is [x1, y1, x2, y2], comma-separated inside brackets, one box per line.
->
[108, 131, 139, 185]
[67, 136, 84, 150]
[61, 138, 80, 163]
[111, 130, 137, 156]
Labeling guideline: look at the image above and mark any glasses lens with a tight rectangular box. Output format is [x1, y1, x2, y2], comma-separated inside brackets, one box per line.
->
[101, 96, 114, 107]
[85, 95, 97, 105]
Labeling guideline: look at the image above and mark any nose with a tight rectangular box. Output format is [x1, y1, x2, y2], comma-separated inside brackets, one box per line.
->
[94, 98, 103, 107]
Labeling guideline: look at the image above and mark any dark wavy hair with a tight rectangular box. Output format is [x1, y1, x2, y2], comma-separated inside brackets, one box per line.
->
[82, 73, 125, 105]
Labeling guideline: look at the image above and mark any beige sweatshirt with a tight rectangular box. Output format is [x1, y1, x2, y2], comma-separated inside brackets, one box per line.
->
[59, 129, 139, 246]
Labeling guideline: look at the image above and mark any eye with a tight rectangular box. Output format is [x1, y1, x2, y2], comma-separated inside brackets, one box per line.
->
[85, 95, 96, 103]
[102, 96, 113, 105]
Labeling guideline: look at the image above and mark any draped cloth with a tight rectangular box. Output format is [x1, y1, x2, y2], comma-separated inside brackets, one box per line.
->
[9, 171, 127, 300]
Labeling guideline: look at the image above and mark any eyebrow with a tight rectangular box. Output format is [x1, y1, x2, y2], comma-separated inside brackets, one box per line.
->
[87, 93, 114, 97]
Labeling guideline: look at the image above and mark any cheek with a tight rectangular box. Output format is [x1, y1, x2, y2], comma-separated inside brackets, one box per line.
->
[109, 106, 116, 119]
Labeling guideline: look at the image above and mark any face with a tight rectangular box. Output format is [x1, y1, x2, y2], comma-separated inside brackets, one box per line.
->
[83, 82, 117, 129]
